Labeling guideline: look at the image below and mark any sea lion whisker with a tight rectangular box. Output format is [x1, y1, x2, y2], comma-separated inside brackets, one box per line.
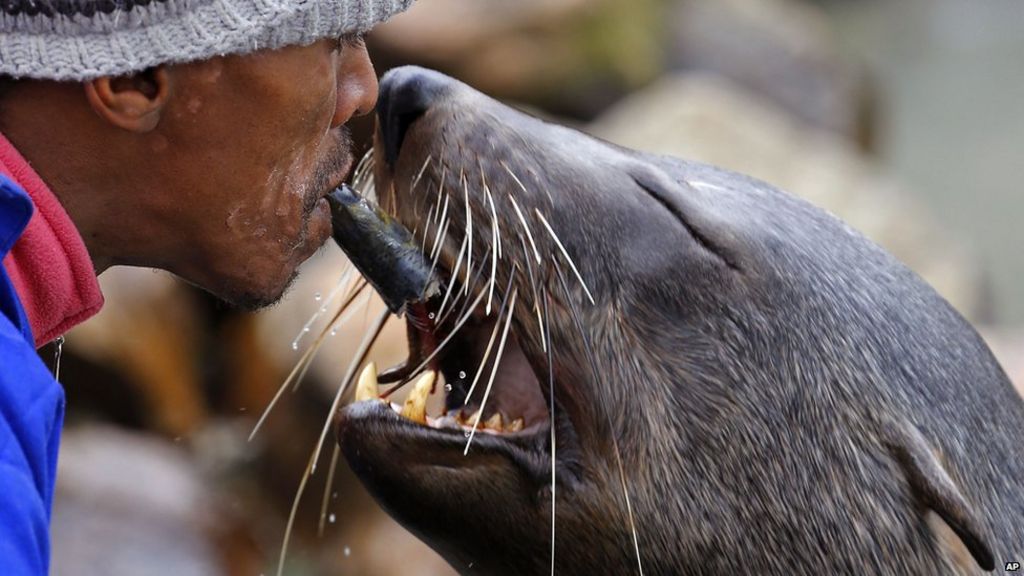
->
[411, 153, 433, 191]
[482, 173, 503, 260]
[317, 443, 342, 537]
[430, 191, 451, 260]
[435, 233, 469, 321]
[426, 219, 451, 287]
[290, 264, 355, 351]
[328, 285, 376, 342]
[464, 286, 519, 455]
[277, 446, 316, 576]
[443, 246, 493, 327]
[381, 288, 488, 400]
[248, 278, 368, 442]
[418, 164, 446, 238]
[537, 208, 596, 305]
[430, 166, 447, 226]
[497, 161, 544, 260]
[508, 193, 543, 266]
[518, 232, 546, 353]
[436, 279, 468, 328]
[389, 181, 397, 221]
[542, 289, 556, 576]
[364, 182, 378, 205]
[356, 153, 380, 204]
[486, 225, 498, 315]
[311, 309, 391, 473]
[352, 147, 375, 192]
[318, 285, 376, 394]
[554, 261, 643, 575]
[464, 270, 517, 404]
[463, 173, 474, 294]
[421, 201, 434, 253]
[437, 284, 468, 328]
[615, 438, 644, 576]
[499, 160, 529, 198]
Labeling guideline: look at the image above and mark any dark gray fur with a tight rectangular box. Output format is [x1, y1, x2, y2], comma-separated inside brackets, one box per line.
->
[340, 67, 1024, 575]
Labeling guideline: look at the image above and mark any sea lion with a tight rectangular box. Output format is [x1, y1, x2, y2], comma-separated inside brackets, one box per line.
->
[336, 66, 1024, 575]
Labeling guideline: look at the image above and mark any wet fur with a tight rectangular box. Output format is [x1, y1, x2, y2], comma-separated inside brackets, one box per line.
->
[343, 68, 1024, 575]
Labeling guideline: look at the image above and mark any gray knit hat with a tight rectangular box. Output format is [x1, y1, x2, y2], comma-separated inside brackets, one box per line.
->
[0, 0, 415, 81]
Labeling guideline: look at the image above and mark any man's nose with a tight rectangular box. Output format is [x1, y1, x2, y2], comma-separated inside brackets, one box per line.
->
[332, 43, 379, 127]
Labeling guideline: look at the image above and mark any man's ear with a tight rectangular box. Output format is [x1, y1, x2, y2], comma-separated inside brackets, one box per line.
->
[84, 67, 171, 133]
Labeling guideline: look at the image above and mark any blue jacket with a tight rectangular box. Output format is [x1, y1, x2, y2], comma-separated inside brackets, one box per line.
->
[0, 173, 64, 575]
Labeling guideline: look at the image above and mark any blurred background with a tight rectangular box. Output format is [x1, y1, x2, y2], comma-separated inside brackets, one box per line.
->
[42, 0, 1023, 574]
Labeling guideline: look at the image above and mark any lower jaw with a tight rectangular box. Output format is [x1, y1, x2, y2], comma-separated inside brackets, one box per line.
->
[338, 400, 555, 483]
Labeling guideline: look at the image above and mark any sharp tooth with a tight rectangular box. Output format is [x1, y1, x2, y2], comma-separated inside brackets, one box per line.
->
[507, 418, 524, 432]
[485, 412, 504, 430]
[401, 371, 436, 424]
[434, 415, 460, 430]
[465, 409, 483, 428]
[356, 362, 382, 403]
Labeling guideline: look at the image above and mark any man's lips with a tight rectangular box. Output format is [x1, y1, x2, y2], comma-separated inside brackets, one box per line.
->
[305, 154, 355, 214]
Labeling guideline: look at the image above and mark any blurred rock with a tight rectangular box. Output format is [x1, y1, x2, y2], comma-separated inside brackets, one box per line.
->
[589, 72, 982, 319]
[372, 0, 873, 140]
[370, 0, 667, 118]
[65, 267, 207, 437]
[671, 0, 873, 145]
[57, 246, 450, 576]
[52, 426, 221, 576]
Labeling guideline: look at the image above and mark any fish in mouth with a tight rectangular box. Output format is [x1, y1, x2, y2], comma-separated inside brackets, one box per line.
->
[330, 67, 1024, 575]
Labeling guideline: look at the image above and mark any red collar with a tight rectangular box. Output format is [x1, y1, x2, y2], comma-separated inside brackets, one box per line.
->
[0, 132, 104, 348]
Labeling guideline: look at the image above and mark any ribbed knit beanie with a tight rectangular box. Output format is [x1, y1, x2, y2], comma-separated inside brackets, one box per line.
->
[0, 0, 415, 81]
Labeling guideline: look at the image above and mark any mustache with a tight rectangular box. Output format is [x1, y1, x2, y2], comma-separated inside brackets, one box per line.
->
[303, 127, 355, 216]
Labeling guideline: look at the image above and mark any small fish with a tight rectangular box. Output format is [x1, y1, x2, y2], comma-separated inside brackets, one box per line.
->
[326, 184, 439, 315]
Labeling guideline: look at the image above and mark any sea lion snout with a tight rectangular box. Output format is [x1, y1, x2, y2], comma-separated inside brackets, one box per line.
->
[377, 66, 453, 168]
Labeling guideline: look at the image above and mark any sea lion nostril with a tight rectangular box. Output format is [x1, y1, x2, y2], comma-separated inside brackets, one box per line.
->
[378, 66, 451, 168]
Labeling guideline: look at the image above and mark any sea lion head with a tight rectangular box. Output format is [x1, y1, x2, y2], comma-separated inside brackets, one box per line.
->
[337, 67, 1013, 574]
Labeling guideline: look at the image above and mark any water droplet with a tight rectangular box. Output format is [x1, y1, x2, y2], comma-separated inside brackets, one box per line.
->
[330, 328, 338, 337]
[314, 292, 322, 301]
[291, 342, 299, 350]
[343, 546, 351, 557]
[464, 431, 471, 438]
[329, 513, 336, 524]
[332, 491, 338, 500]
[458, 370, 467, 379]
[428, 312, 435, 319]
[302, 327, 310, 333]
[444, 384, 453, 392]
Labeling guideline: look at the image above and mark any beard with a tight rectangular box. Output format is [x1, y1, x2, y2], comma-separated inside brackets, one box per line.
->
[217, 128, 356, 312]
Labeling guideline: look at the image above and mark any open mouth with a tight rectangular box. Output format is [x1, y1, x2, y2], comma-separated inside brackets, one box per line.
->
[362, 279, 548, 431]
[332, 67, 593, 486]
[343, 220, 554, 469]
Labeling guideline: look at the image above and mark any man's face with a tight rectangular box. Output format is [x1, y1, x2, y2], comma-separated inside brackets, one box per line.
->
[149, 37, 377, 308]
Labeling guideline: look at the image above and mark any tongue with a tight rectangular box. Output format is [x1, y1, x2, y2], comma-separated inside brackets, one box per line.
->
[378, 310, 435, 384]
[462, 336, 548, 426]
